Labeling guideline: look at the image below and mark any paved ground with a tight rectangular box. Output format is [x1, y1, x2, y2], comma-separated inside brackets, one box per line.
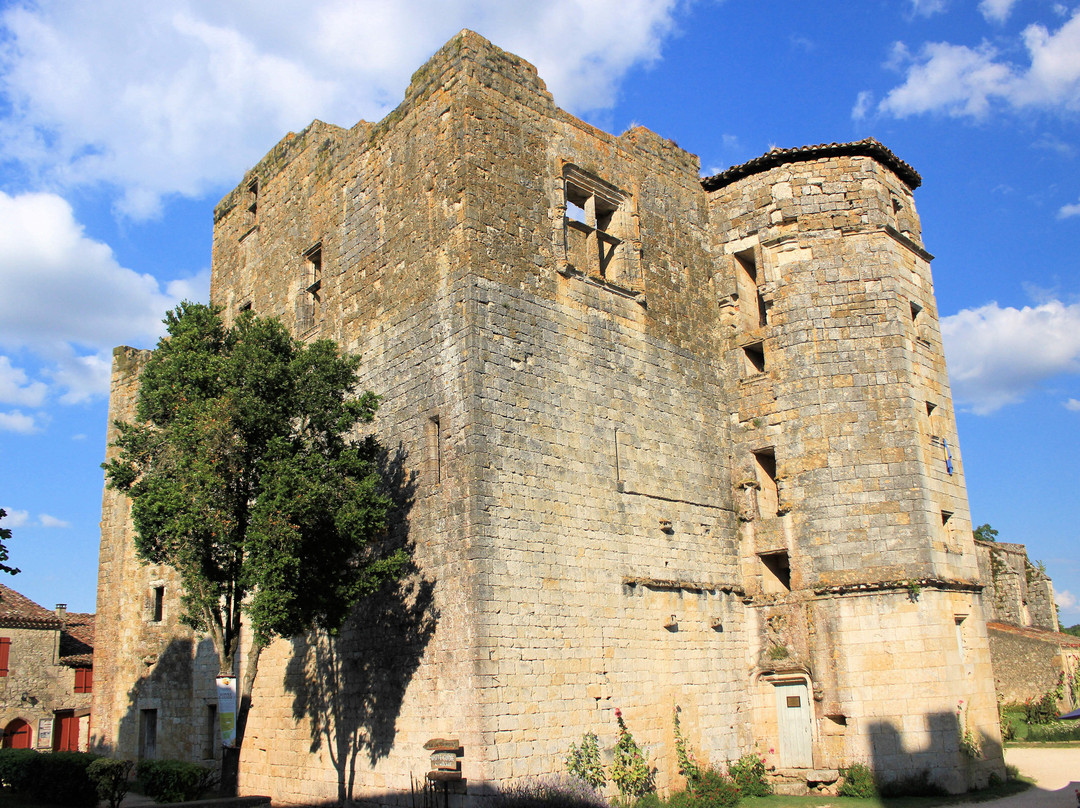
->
[955, 746, 1080, 807]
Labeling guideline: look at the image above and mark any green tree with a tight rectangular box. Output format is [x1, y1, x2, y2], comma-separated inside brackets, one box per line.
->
[0, 509, 19, 575]
[103, 302, 407, 789]
[972, 523, 998, 542]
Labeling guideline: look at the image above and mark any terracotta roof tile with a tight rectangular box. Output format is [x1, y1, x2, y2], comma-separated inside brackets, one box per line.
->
[0, 582, 62, 629]
[701, 138, 921, 192]
[60, 612, 94, 665]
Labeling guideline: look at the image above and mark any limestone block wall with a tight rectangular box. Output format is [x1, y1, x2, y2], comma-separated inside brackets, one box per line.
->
[986, 624, 1080, 705]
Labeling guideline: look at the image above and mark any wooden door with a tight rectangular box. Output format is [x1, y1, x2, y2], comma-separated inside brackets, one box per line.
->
[774, 681, 813, 768]
[3, 719, 31, 749]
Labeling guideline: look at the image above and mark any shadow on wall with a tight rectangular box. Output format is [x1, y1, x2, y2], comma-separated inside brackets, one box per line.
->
[111, 634, 219, 760]
[285, 444, 439, 804]
[868, 711, 1003, 794]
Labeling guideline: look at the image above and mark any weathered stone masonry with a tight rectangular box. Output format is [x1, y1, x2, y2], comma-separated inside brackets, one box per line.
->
[94, 30, 1004, 802]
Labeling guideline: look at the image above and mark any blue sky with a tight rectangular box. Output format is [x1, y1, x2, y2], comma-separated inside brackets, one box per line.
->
[0, 0, 1077, 622]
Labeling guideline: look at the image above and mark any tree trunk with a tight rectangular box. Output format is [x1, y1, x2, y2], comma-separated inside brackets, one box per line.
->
[219, 641, 264, 797]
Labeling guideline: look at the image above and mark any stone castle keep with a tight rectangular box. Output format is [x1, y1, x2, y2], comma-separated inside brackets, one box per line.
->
[94, 30, 1005, 802]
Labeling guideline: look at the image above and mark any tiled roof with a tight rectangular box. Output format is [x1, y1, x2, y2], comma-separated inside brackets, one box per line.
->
[701, 138, 922, 192]
[0, 582, 62, 629]
[987, 621, 1080, 647]
[59, 612, 94, 667]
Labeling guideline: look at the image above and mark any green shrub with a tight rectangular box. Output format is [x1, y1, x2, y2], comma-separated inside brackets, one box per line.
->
[633, 792, 662, 808]
[877, 769, 946, 798]
[88, 758, 134, 808]
[666, 790, 698, 808]
[0, 750, 99, 806]
[136, 759, 217, 803]
[838, 762, 876, 798]
[611, 709, 654, 800]
[1025, 720, 1080, 742]
[0, 748, 39, 792]
[1024, 691, 1058, 725]
[692, 769, 740, 808]
[728, 753, 770, 797]
[566, 730, 606, 791]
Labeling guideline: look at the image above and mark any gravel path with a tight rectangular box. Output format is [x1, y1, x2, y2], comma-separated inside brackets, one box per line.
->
[957, 747, 1080, 807]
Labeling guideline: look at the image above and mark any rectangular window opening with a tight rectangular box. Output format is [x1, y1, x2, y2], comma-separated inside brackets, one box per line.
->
[760, 551, 791, 593]
[152, 586, 164, 623]
[427, 414, 442, 485]
[954, 615, 967, 662]
[562, 166, 630, 287]
[734, 249, 768, 328]
[743, 342, 766, 375]
[246, 178, 258, 217]
[753, 448, 779, 517]
[297, 244, 323, 332]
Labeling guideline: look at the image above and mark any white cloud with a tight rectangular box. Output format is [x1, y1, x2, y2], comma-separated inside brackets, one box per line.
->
[0, 410, 39, 434]
[1, 509, 29, 527]
[0, 0, 683, 218]
[852, 90, 874, 121]
[1058, 589, 1078, 615]
[980, 0, 1021, 23]
[0, 191, 205, 401]
[910, 0, 947, 16]
[1066, 398, 1080, 410]
[38, 514, 70, 528]
[874, 9, 1080, 118]
[1059, 199, 1080, 218]
[941, 299, 1080, 413]
[0, 356, 46, 407]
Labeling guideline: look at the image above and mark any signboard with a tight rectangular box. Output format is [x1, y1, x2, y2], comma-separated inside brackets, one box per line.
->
[36, 719, 51, 749]
[425, 738, 464, 783]
[216, 676, 237, 748]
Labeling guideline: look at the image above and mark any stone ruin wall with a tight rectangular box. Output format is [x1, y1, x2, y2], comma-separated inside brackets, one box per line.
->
[974, 540, 1058, 630]
[94, 30, 1007, 803]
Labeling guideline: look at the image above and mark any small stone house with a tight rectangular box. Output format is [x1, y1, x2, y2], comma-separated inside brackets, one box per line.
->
[0, 583, 94, 751]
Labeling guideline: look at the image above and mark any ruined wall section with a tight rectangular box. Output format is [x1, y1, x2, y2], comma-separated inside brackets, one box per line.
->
[975, 541, 1058, 630]
[448, 34, 746, 787]
[208, 33, 486, 804]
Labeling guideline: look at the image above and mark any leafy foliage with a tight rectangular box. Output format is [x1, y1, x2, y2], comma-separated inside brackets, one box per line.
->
[972, 523, 998, 542]
[1025, 690, 1060, 725]
[0, 749, 99, 806]
[690, 769, 740, 808]
[136, 759, 217, 803]
[838, 763, 876, 798]
[727, 753, 771, 796]
[87, 758, 134, 808]
[1025, 720, 1080, 742]
[611, 708, 654, 800]
[0, 508, 19, 575]
[672, 708, 701, 786]
[566, 730, 607, 791]
[102, 303, 406, 673]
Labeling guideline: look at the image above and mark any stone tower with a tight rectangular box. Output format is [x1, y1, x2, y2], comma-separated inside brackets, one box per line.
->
[94, 30, 1004, 803]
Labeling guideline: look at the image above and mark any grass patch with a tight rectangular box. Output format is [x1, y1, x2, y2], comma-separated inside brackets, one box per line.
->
[736, 775, 1031, 808]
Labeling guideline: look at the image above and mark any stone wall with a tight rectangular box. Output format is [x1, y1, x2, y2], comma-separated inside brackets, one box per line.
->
[94, 29, 1005, 802]
[987, 623, 1080, 707]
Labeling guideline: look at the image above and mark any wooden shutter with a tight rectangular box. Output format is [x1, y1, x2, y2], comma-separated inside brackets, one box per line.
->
[0, 638, 10, 676]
